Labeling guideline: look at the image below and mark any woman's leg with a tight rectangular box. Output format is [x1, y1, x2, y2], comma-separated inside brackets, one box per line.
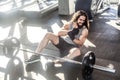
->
[25, 32, 59, 61]
[35, 32, 59, 53]
[66, 48, 81, 59]
[54, 47, 81, 63]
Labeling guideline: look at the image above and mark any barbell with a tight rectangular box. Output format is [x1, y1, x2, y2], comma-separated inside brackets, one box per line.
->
[21, 49, 115, 73]
[0, 37, 116, 80]
[21, 49, 116, 80]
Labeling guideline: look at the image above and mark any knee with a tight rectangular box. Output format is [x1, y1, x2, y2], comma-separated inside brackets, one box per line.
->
[75, 48, 81, 56]
[45, 32, 53, 39]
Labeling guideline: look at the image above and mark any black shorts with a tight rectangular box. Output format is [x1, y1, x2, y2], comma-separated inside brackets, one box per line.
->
[54, 37, 77, 57]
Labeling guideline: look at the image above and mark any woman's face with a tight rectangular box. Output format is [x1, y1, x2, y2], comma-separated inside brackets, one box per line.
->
[77, 15, 86, 26]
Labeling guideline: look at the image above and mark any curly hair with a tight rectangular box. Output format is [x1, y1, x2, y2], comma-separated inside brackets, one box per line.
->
[70, 10, 89, 29]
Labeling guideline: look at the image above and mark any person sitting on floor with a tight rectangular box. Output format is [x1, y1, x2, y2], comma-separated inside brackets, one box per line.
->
[26, 10, 90, 65]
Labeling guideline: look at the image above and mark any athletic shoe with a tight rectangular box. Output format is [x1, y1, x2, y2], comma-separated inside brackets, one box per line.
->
[25, 54, 40, 63]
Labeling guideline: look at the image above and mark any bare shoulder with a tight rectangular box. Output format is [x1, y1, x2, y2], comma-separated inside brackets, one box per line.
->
[82, 27, 89, 36]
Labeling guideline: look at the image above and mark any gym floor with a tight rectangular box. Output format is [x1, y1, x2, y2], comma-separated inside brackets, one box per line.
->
[0, 4, 120, 80]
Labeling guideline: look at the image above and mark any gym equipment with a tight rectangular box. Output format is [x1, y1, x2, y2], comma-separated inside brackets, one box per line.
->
[21, 49, 115, 73]
[75, 0, 92, 20]
[58, 0, 75, 15]
[90, 0, 110, 17]
[118, 4, 120, 17]
[0, 37, 116, 73]
[82, 51, 96, 80]
[75, 0, 110, 20]
[2, 37, 20, 57]
[116, 4, 120, 26]
[0, 37, 116, 80]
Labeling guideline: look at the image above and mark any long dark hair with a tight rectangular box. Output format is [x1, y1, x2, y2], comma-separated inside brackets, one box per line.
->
[70, 10, 89, 29]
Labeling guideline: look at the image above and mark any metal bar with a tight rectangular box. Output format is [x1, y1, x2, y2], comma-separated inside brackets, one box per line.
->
[20, 49, 116, 73]
[21, 49, 82, 64]
[93, 64, 116, 73]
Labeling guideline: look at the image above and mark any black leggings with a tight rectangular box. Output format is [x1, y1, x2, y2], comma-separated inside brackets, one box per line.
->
[54, 37, 77, 57]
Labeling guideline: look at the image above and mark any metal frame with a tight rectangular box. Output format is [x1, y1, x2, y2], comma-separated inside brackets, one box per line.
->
[0, 0, 58, 14]
[91, 0, 110, 17]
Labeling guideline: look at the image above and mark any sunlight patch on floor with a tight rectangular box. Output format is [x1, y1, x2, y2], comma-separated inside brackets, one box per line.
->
[0, 56, 10, 68]
[56, 73, 64, 80]
[0, 27, 11, 40]
[27, 26, 47, 43]
[106, 20, 120, 30]
[84, 39, 96, 48]
[31, 72, 47, 80]
[51, 23, 61, 34]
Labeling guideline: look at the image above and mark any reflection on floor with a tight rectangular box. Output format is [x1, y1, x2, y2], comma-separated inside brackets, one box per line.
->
[0, 4, 120, 80]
